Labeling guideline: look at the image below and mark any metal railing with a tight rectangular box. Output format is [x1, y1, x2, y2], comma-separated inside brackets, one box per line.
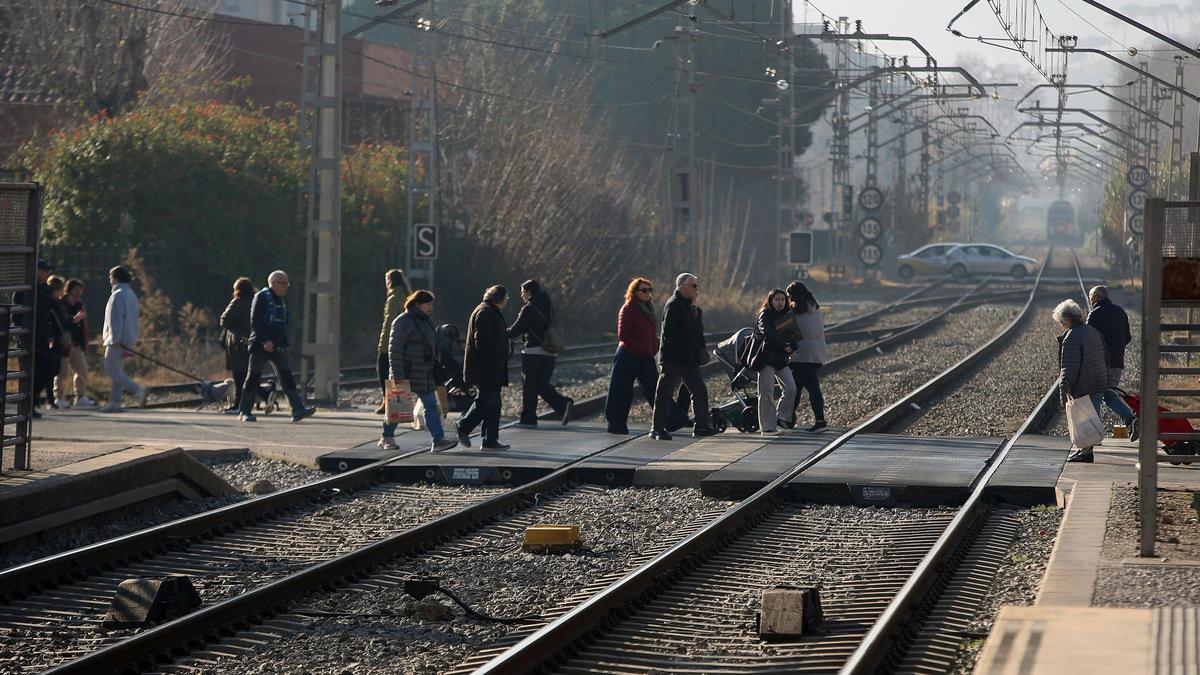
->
[1139, 198, 1200, 556]
[0, 182, 42, 472]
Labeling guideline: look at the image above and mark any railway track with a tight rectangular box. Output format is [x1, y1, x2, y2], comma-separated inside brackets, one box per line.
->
[460, 248, 1077, 674]
[7, 253, 1081, 672]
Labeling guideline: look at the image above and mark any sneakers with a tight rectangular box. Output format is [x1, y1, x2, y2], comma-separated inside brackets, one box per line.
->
[777, 418, 796, 430]
[431, 437, 458, 453]
[239, 412, 257, 422]
[693, 426, 718, 438]
[561, 398, 575, 426]
[374, 403, 386, 415]
[650, 429, 673, 441]
[136, 386, 149, 408]
[74, 396, 97, 409]
[99, 403, 122, 413]
[53, 399, 69, 410]
[806, 420, 828, 433]
[481, 442, 510, 451]
[378, 436, 399, 450]
[1129, 416, 1141, 442]
[291, 407, 317, 423]
[222, 405, 240, 415]
[1067, 447, 1095, 463]
[455, 423, 472, 448]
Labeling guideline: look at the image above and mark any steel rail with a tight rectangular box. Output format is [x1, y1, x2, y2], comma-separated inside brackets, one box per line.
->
[0, 448, 425, 600]
[470, 249, 1055, 674]
[40, 434, 644, 674]
[842, 247, 1088, 672]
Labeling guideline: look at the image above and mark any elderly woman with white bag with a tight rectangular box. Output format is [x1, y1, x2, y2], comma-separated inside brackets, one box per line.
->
[1054, 299, 1110, 463]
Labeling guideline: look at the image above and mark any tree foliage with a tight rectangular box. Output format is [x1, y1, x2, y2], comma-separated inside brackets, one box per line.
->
[16, 101, 414, 347]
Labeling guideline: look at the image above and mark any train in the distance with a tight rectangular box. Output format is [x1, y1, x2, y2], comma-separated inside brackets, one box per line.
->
[1046, 200, 1083, 244]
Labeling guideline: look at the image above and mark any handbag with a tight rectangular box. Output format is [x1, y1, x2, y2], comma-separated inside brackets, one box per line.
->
[739, 331, 769, 372]
[530, 305, 566, 355]
[1066, 396, 1104, 448]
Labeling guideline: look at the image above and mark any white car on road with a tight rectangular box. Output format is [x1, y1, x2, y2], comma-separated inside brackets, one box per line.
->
[943, 244, 1038, 279]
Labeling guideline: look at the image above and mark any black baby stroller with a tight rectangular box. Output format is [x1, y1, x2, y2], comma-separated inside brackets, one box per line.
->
[709, 328, 762, 433]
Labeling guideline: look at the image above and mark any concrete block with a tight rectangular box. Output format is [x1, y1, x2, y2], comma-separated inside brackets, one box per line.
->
[759, 586, 822, 639]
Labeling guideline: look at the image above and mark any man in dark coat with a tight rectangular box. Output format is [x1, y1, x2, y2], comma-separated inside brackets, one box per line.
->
[1086, 285, 1138, 440]
[456, 285, 511, 450]
[651, 273, 716, 440]
[238, 270, 316, 423]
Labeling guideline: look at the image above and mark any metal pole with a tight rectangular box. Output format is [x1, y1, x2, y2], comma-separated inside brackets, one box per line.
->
[1139, 197, 1165, 557]
[405, 1, 439, 290]
[776, 0, 796, 275]
[303, 0, 342, 404]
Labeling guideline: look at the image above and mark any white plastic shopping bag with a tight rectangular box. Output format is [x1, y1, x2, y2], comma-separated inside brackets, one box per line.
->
[1066, 396, 1104, 448]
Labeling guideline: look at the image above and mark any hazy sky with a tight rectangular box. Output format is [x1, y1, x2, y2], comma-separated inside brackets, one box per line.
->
[797, 0, 1200, 78]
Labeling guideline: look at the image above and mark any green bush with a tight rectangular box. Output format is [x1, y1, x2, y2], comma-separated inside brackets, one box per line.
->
[16, 101, 415, 361]
[15, 101, 303, 310]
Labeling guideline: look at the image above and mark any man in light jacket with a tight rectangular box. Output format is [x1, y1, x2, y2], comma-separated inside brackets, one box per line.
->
[101, 266, 147, 412]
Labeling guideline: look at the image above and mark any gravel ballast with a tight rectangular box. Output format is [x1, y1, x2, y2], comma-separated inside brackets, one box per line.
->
[196, 485, 728, 674]
[903, 298, 1062, 437]
[1, 484, 501, 674]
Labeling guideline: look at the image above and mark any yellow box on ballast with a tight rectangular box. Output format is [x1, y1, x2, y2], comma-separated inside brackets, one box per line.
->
[522, 524, 580, 551]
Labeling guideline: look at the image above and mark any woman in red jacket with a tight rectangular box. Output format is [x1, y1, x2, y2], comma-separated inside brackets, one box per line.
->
[604, 277, 663, 434]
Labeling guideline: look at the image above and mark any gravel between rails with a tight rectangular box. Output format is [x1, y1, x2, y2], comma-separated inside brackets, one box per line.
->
[820, 302, 1025, 428]
[203, 455, 328, 492]
[951, 505, 1063, 673]
[901, 298, 1063, 437]
[174, 486, 729, 675]
[0, 484, 503, 675]
[0, 456, 330, 571]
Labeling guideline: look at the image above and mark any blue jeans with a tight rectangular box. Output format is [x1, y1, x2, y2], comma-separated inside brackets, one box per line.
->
[1101, 368, 1135, 426]
[459, 383, 502, 444]
[604, 347, 658, 433]
[383, 390, 444, 441]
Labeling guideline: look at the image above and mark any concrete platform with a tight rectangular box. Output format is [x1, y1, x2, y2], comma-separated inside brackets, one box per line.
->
[30, 407, 382, 468]
[0, 445, 237, 547]
[976, 605, 1197, 674]
[376, 424, 636, 485]
[976, 435, 1200, 674]
[638, 433, 774, 489]
[699, 431, 843, 498]
[784, 434, 1005, 506]
[985, 434, 1071, 505]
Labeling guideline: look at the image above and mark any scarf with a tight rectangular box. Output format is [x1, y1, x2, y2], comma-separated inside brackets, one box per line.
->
[638, 300, 656, 325]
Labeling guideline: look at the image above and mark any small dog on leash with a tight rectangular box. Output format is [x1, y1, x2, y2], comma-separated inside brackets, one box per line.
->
[200, 379, 236, 410]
